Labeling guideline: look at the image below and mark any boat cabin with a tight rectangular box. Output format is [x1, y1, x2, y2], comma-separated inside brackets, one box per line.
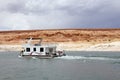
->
[21, 38, 56, 56]
[23, 44, 56, 56]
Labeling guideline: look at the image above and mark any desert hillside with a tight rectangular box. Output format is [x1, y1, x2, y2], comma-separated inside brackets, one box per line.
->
[0, 29, 120, 45]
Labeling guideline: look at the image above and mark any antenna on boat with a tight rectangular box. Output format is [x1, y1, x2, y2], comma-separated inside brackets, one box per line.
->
[25, 38, 43, 45]
[39, 38, 43, 45]
[27, 37, 32, 44]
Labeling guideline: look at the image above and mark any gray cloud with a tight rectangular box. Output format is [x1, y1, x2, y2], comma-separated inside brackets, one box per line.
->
[0, 0, 120, 30]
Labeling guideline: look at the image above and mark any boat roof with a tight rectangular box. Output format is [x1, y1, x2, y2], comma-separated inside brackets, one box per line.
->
[23, 44, 56, 48]
[23, 38, 57, 47]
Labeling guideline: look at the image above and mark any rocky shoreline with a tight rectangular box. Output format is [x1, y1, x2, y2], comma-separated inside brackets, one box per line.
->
[0, 29, 120, 51]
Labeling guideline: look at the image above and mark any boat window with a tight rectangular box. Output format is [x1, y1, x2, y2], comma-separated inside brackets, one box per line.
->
[26, 48, 30, 52]
[33, 48, 36, 51]
[40, 48, 44, 52]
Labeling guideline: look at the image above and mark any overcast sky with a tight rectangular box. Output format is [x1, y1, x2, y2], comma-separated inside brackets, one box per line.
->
[0, 0, 120, 30]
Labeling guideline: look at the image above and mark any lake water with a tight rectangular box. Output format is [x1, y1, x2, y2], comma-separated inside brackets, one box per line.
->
[0, 51, 120, 80]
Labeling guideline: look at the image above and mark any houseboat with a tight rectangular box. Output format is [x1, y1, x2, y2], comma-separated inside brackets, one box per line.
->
[20, 38, 66, 58]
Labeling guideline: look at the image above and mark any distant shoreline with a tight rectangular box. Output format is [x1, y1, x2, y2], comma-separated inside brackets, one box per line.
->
[0, 29, 120, 51]
[0, 41, 120, 51]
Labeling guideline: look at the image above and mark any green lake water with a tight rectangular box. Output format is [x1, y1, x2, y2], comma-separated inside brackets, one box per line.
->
[0, 51, 120, 80]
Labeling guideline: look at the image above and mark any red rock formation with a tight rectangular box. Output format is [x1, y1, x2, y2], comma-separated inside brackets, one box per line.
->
[0, 29, 120, 44]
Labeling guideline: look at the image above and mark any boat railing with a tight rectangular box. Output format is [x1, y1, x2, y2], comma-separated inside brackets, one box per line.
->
[42, 43, 58, 46]
[23, 43, 58, 47]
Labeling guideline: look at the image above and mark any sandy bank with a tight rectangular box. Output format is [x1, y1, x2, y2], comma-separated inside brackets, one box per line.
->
[57, 41, 120, 51]
[0, 41, 120, 51]
[85, 41, 120, 51]
[0, 45, 22, 51]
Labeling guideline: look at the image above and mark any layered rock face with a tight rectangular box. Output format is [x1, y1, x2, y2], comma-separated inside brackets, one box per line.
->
[0, 29, 120, 44]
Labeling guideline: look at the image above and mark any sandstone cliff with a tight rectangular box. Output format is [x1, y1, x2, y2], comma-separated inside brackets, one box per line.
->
[0, 29, 120, 45]
[0, 29, 120, 51]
